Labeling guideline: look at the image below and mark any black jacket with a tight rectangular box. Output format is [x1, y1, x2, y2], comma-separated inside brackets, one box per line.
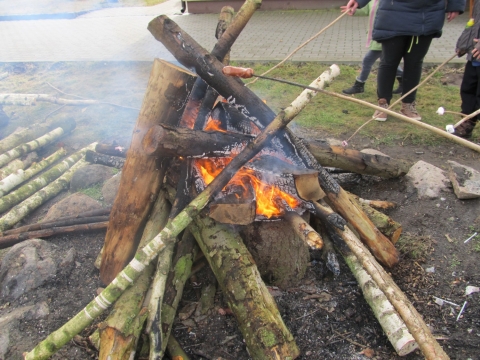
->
[356, 0, 466, 41]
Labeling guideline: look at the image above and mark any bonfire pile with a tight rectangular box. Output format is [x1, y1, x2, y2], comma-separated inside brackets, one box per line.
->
[19, 1, 453, 360]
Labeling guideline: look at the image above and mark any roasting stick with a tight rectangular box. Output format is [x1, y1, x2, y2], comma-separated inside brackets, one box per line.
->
[245, 11, 349, 86]
[223, 66, 480, 153]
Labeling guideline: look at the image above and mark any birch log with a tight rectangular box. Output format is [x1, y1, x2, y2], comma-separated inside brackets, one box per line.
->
[0, 159, 88, 232]
[24, 61, 333, 360]
[0, 152, 38, 180]
[0, 148, 66, 197]
[0, 117, 76, 154]
[0, 127, 65, 168]
[0, 144, 94, 213]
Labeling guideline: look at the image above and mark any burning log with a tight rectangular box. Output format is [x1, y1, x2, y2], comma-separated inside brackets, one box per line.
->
[189, 211, 300, 359]
[98, 189, 171, 360]
[0, 148, 66, 197]
[85, 149, 125, 169]
[0, 221, 108, 249]
[304, 139, 411, 179]
[0, 144, 94, 213]
[100, 59, 197, 285]
[0, 152, 38, 180]
[147, 16, 399, 268]
[0, 126, 69, 168]
[0, 158, 89, 232]
[0, 117, 75, 154]
[24, 54, 334, 360]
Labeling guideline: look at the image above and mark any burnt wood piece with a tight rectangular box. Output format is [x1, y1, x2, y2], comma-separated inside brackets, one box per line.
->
[304, 139, 411, 179]
[142, 124, 252, 157]
[95, 143, 127, 158]
[284, 210, 323, 249]
[0, 221, 108, 249]
[100, 59, 197, 285]
[208, 181, 256, 225]
[85, 150, 125, 169]
[147, 17, 400, 268]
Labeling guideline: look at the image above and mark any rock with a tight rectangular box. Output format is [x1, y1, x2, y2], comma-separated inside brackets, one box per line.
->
[0, 302, 49, 358]
[70, 164, 116, 192]
[101, 171, 121, 205]
[0, 239, 56, 301]
[58, 248, 76, 276]
[447, 161, 480, 199]
[42, 192, 103, 222]
[405, 160, 450, 199]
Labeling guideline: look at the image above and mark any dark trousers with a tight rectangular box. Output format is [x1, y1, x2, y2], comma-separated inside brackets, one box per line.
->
[460, 60, 480, 123]
[378, 35, 434, 104]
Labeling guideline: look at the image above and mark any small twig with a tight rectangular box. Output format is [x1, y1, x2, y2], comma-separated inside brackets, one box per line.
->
[456, 301, 468, 321]
[294, 307, 322, 320]
[43, 104, 66, 122]
[464, 232, 478, 244]
[334, 330, 367, 348]
[47, 82, 88, 99]
[246, 11, 348, 86]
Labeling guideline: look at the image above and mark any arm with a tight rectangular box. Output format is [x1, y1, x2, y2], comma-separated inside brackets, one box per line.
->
[446, 0, 466, 15]
[340, 0, 370, 15]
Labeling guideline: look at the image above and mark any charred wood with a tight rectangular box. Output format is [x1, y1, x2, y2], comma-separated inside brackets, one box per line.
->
[85, 150, 125, 169]
[95, 143, 127, 158]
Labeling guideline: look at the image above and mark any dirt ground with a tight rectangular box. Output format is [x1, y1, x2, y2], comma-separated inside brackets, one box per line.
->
[0, 61, 479, 360]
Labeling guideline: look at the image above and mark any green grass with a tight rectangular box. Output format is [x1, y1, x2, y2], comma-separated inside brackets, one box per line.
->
[232, 61, 472, 145]
[79, 183, 104, 201]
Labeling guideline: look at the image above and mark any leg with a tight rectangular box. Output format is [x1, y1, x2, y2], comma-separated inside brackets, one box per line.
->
[400, 35, 434, 103]
[456, 61, 480, 137]
[378, 36, 407, 103]
[358, 50, 382, 82]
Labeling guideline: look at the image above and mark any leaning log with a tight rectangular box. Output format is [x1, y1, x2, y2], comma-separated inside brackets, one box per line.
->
[0, 159, 89, 232]
[284, 210, 323, 249]
[0, 221, 108, 249]
[24, 56, 330, 360]
[189, 212, 300, 359]
[304, 139, 411, 179]
[0, 144, 94, 213]
[0, 127, 67, 168]
[148, 16, 399, 268]
[85, 150, 125, 169]
[0, 152, 38, 180]
[100, 59, 197, 285]
[0, 117, 76, 154]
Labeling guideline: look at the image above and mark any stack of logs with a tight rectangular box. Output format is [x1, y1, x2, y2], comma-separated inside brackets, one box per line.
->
[23, 1, 451, 360]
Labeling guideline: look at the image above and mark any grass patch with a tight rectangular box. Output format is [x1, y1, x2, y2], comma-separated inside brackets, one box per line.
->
[232, 61, 472, 144]
[79, 183, 104, 201]
[396, 233, 434, 261]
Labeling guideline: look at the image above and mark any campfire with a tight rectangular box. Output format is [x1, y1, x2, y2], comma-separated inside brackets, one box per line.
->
[21, 2, 451, 360]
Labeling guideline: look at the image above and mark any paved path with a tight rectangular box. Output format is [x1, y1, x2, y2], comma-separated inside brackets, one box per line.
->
[0, 0, 469, 64]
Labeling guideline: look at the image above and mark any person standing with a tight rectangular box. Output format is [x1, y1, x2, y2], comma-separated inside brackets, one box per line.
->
[342, 0, 403, 95]
[342, 0, 465, 121]
[455, 0, 480, 138]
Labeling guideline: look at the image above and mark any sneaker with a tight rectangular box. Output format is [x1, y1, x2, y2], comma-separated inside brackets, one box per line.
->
[454, 120, 476, 139]
[342, 80, 365, 95]
[373, 98, 388, 121]
[400, 101, 421, 121]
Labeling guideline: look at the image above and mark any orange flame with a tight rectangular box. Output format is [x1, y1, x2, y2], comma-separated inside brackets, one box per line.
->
[195, 158, 300, 219]
[204, 118, 226, 132]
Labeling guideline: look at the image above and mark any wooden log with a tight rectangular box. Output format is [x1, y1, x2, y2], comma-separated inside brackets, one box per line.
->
[333, 226, 449, 359]
[284, 210, 323, 249]
[190, 212, 300, 359]
[24, 57, 329, 360]
[98, 189, 171, 360]
[304, 139, 411, 179]
[0, 152, 38, 180]
[142, 124, 252, 157]
[0, 221, 108, 249]
[85, 150, 125, 169]
[147, 17, 399, 268]
[0, 117, 76, 154]
[0, 148, 66, 197]
[167, 335, 190, 360]
[95, 143, 127, 158]
[0, 159, 89, 232]
[0, 127, 66, 168]
[100, 59, 197, 285]
[0, 144, 94, 213]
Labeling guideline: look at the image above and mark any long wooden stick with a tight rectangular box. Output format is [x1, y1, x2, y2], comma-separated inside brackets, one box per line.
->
[24, 66, 336, 360]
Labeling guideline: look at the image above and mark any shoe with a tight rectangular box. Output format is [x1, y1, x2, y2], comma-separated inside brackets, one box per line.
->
[392, 76, 403, 94]
[373, 98, 388, 121]
[400, 101, 421, 121]
[342, 80, 365, 95]
[454, 120, 476, 139]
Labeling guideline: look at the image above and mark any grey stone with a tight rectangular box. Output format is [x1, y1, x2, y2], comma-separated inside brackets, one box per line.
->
[447, 160, 480, 199]
[0, 239, 56, 301]
[405, 160, 450, 199]
[70, 164, 116, 192]
[101, 171, 121, 205]
[58, 248, 76, 276]
[42, 192, 103, 222]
